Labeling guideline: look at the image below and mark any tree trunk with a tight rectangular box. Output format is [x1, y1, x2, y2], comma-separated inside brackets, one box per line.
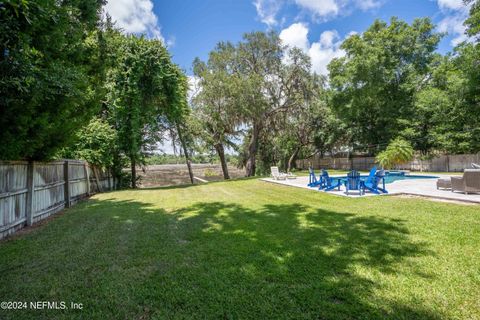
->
[287, 147, 300, 173]
[245, 122, 261, 177]
[186, 159, 194, 184]
[130, 156, 137, 189]
[215, 143, 230, 179]
[177, 123, 194, 184]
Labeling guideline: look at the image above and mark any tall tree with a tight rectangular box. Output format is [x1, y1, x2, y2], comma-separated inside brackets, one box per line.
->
[174, 119, 195, 184]
[465, 0, 480, 39]
[233, 32, 314, 176]
[106, 34, 188, 188]
[410, 0, 480, 154]
[0, 0, 106, 160]
[192, 45, 239, 180]
[328, 18, 442, 151]
[263, 49, 327, 172]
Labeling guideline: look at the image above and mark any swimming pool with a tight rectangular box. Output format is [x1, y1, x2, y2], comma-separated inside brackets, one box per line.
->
[382, 174, 439, 184]
[336, 173, 439, 184]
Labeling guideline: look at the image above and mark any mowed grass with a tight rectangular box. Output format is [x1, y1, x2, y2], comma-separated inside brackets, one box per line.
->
[0, 179, 479, 319]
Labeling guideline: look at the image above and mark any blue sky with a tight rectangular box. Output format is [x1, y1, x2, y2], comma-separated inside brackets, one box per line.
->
[105, 0, 472, 76]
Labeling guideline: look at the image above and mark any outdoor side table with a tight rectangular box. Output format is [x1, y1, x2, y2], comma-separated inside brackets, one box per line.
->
[436, 178, 452, 190]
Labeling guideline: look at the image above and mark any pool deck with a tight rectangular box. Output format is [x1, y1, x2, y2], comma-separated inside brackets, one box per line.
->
[261, 174, 480, 204]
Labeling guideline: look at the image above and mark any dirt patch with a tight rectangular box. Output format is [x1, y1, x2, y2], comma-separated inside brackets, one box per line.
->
[134, 164, 245, 188]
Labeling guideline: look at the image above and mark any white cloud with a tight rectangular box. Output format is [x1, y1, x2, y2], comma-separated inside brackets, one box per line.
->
[253, 0, 383, 26]
[279, 22, 309, 51]
[346, 30, 359, 37]
[253, 0, 283, 27]
[294, 0, 339, 18]
[436, 0, 471, 46]
[309, 30, 345, 75]
[280, 23, 347, 75]
[437, 0, 465, 11]
[294, 0, 382, 20]
[355, 0, 382, 10]
[104, 0, 165, 43]
[438, 14, 469, 45]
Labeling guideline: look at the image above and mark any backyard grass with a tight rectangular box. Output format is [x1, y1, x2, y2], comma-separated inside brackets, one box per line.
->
[0, 179, 479, 319]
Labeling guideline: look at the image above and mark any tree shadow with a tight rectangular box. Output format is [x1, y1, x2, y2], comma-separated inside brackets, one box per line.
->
[142, 201, 436, 319]
[0, 198, 439, 320]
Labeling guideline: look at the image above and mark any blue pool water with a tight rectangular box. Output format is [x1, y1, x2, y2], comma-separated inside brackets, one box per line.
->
[382, 174, 438, 184]
[337, 173, 439, 184]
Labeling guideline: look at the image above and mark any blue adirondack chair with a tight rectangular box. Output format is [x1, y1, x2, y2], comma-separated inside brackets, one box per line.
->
[344, 170, 364, 195]
[364, 166, 377, 184]
[320, 169, 342, 191]
[308, 167, 321, 187]
[363, 168, 388, 194]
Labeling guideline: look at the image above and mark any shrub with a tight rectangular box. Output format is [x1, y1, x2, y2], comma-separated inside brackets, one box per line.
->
[376, 138, 414, 169]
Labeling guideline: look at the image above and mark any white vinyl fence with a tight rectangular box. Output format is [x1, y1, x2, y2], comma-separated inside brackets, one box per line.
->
[0, 160, 112, 239]
[297, 153, 480, 172]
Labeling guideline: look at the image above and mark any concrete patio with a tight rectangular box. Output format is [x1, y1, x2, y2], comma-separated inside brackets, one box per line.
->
[261, 174, 480, 204]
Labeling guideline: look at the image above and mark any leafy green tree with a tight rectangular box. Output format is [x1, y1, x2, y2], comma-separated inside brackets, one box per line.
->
[312, 103, 350, 158]
[465, 0, 480, 39]
[232, 33, 315, 176]
[105, 34, 188, 188]
[0, 0, 106, 160]
[59, 117, 117, 168]
[231, 32, 283, 176]
[411, 50, 479, 154]
[195, 34, 337, 176]
[192, 45, 239, 179]
[328, 17, 442, 151]
[376, 138, 414, 169]
[174, 118, 196, 184]
[449, 45, 479, 152]
[268, 58, 328, 172]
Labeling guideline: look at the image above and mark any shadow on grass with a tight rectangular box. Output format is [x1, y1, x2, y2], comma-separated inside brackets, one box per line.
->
[136, 175, 260, 191]
[158, 202, 436, 319]
[0, 198, 438, 320]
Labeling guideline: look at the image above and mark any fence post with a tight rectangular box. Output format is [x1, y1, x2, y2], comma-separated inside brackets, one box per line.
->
[25, 161, 35, 226]
[64, 161, 70, 208]
[107, 168, 112, 191]
[84, 162, 90, 196]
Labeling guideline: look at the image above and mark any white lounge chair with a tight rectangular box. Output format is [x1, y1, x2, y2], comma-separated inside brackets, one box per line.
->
[286, 172, 297, 179]
[271, 167, 287, 180]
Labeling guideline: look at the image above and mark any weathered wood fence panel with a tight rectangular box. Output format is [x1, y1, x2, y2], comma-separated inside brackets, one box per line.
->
[87, 166, 112, 194]
[297, 153, 480, 172]
[0, 160, 112, 239]
[69, 161, 88, 205]
[33, 161, 66, 223]
[0, 161, 28, 238]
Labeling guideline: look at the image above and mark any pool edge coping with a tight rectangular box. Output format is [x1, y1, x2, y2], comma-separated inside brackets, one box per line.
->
[260, 178, 480, 205]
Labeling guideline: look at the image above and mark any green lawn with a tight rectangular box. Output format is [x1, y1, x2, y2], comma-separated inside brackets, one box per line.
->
[1, 179, 479, 319]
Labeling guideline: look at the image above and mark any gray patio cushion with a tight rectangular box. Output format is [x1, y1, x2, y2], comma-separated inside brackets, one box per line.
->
[451, 169, 480, 194]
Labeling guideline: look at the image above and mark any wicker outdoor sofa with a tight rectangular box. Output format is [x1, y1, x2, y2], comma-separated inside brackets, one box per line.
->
[451, 169, 480, 194]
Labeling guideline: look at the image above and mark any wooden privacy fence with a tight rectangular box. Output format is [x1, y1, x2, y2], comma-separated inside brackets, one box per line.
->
[296, 156, 377, 171]
[0, 160, 112, 239]
[297, 153, 480, 172]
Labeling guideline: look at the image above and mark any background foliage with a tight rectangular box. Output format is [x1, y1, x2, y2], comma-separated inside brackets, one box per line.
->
[1, 0, 479, 185]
